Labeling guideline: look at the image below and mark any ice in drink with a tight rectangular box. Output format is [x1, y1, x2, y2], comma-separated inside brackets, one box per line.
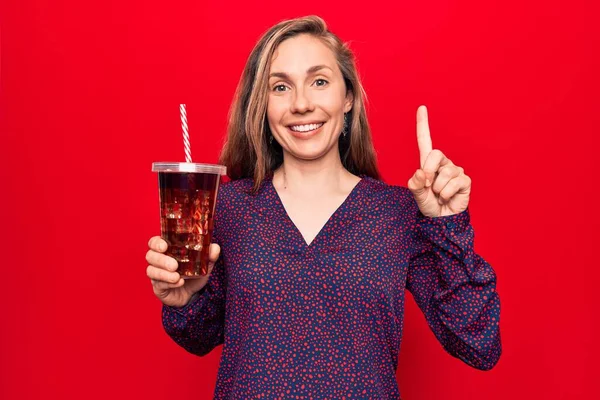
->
[152, 162, 226, 278]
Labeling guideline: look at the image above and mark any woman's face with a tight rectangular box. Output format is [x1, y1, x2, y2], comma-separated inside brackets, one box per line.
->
[267, 34, 353, 162]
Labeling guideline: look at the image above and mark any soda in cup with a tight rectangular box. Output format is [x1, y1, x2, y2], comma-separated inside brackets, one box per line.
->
[151, 162, 227, 278]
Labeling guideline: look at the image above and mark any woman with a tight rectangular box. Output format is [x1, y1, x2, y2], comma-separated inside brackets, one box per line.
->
[146, 15, 501, 399]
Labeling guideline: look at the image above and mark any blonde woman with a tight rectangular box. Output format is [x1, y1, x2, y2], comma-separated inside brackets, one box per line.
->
[146, 15, 501, 399]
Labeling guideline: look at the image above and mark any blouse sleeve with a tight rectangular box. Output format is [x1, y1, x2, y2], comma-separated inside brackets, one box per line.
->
[404, 190, 502, 370]
[161, 207, 228, 357]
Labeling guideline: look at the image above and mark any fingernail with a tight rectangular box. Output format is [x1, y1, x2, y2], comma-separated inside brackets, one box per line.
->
[425, 179, 431, 187]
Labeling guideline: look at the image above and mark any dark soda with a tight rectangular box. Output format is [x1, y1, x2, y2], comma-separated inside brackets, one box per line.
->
[157, 172, 219, 278]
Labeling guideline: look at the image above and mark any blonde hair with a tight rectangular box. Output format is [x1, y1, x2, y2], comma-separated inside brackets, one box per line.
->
[219, 15, 381, 193]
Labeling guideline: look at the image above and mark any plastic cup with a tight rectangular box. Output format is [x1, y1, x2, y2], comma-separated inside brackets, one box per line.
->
[151, 162, 227, 278]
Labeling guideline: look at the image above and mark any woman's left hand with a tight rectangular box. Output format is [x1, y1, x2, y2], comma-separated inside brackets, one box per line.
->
[407, 105, 471, 218]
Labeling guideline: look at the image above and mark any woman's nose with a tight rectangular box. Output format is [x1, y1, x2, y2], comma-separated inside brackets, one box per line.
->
[290, 88, 314, 114]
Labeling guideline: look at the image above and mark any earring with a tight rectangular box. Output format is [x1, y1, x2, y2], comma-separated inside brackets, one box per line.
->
[342, 113, 349, 138]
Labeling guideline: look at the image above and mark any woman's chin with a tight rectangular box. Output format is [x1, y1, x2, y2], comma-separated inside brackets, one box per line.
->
[284, 141, 337, 161]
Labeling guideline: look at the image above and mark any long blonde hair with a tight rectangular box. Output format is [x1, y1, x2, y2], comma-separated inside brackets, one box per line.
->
[219, 15, 381, 193]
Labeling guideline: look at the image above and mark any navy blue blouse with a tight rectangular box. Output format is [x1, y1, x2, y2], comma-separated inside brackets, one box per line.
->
[162, 174, 502, 399]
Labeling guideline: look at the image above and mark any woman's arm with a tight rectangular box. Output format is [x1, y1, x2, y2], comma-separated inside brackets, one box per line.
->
[160, 190, 229, 357]
[404, 189, 502, 370]
[161, 248, 227, 357]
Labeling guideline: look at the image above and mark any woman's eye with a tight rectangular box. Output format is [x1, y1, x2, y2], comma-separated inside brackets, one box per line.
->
[273, 84, 288, 92]
[314, 79, 328, 87]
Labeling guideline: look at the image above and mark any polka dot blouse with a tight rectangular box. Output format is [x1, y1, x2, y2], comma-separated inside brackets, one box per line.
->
[162, 174, 502, 399]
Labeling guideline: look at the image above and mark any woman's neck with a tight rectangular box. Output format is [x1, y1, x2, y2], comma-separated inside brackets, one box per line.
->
[272, 151, 358, 196]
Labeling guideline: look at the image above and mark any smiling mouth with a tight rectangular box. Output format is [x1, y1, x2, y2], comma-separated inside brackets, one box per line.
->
[288, 122, 325, 133]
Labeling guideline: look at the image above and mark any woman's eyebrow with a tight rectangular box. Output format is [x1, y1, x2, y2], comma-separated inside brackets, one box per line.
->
[269, 65, 333, 79]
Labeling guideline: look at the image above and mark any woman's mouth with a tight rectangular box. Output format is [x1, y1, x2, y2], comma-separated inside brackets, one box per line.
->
[287, 122, 325, 139]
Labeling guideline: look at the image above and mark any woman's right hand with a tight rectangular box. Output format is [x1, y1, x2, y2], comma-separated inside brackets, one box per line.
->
[146, 236, 221, 308]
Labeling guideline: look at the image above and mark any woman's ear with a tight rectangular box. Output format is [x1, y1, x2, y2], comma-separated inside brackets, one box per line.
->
[344, 90, 354, 113]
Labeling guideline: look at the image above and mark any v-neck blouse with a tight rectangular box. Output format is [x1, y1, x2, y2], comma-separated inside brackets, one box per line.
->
[162, 175, 502, 399]
[268, 176, 365, 249]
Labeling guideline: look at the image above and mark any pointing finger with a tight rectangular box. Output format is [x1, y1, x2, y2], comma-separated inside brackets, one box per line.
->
[417, 105, 433, 169]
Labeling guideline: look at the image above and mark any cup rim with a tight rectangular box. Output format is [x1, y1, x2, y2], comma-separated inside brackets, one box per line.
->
[152, 162, 227, 175]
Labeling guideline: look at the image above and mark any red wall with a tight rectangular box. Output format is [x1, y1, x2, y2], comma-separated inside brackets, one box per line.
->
[1, 0, 598, 398]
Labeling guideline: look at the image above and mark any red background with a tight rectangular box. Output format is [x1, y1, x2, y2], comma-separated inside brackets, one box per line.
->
[1, 0, 598, 398]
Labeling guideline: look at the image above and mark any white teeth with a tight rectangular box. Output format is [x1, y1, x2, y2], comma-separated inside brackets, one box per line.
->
[289, 122, 324, 132]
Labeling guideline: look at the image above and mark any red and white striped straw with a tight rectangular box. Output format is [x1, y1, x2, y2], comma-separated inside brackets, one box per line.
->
[180, 104, 192, 163]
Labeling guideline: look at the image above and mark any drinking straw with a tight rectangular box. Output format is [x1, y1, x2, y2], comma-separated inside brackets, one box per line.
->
[180, 104, 192, 163]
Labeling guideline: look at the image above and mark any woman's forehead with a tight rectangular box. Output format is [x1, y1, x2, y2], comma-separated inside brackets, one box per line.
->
[270, 35, 337, 74]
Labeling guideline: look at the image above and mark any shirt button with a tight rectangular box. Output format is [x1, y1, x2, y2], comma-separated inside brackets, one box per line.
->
[446, 221, 456, 229]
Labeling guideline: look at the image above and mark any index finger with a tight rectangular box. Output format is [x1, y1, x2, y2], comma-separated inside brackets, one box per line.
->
[416, 105, 433, 168]
[148, 236, 168, 253]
